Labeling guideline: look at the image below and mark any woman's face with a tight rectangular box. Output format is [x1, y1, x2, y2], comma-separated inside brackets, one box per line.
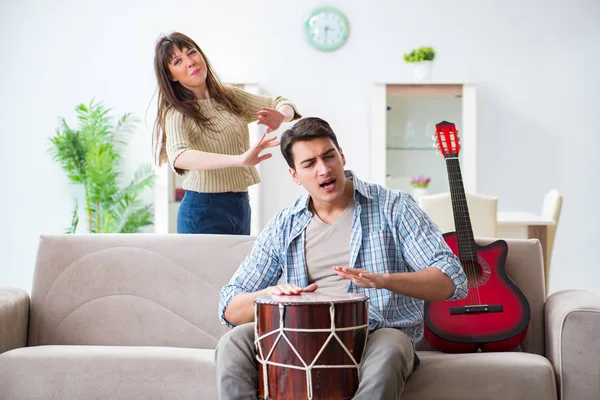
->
[167, 46, 208, 93]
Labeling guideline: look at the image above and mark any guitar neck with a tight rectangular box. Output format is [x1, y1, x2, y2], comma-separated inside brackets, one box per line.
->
[445, 157, 478, 261]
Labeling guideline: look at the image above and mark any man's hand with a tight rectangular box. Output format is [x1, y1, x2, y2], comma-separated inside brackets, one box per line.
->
[266, 283, 318, 296]
[257, 108, 286, 133]
[333, 266, 385, 289]
[224, 283, 318, 326]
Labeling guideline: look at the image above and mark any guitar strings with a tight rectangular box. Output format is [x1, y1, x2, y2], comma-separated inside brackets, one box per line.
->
[449, 160, 481, 306]
[441, 129, 482, 306]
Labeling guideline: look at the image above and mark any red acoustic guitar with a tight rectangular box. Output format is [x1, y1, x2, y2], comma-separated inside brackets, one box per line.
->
[423, 121, 530, 353]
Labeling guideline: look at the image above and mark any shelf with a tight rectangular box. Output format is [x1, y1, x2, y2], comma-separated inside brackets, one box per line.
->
[375, 81, 476, 85]
[371, 82, 477, 193]
[387, 146, 436, 150]
[386, 84, 463, 97]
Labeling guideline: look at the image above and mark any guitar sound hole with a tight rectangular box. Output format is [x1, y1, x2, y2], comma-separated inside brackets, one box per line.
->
[463, 258, 491, 289]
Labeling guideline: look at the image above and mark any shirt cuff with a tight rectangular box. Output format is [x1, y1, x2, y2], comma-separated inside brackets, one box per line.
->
[168, 147, 189, 176]
[429, 258, 468, 301]
[218, 285, 245, 328]
[273, 97, 302, 121]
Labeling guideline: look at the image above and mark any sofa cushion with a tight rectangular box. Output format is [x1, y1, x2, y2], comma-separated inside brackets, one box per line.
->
[0, 345, 217, 400]
[403, 351, 557, 400]
[28, 234, 255, 348]
[0, 347, 557, 400]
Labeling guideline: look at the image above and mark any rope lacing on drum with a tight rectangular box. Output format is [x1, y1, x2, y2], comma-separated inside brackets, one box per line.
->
[254, 302, 370, 400]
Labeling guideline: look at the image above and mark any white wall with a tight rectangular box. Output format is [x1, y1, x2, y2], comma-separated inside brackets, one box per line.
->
[1, 0, 599, 296]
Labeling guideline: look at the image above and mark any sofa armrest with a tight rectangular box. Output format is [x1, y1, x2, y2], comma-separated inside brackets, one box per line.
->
[546, 289, 600, 400]
[0, 288, 29, 354]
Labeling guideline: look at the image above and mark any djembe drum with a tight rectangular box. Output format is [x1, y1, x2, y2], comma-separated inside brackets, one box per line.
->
[254, 292, 370, 400]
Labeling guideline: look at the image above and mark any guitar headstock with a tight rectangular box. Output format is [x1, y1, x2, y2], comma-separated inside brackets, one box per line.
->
[433, 120, 460, 158]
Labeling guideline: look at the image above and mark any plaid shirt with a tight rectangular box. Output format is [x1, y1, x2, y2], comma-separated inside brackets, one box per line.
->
[219, 170, 467, 344]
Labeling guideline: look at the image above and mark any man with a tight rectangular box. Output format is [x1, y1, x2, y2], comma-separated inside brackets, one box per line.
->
[216, 117, 468, 399]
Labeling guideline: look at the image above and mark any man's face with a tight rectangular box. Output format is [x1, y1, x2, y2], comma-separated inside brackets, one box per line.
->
[288, 137, 347, 205]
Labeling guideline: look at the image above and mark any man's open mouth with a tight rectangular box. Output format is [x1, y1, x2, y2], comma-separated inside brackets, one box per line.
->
[320, 178, 336, 189]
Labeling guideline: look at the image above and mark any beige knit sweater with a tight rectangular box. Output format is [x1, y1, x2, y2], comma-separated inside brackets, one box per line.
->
[165, 85, 300, 193]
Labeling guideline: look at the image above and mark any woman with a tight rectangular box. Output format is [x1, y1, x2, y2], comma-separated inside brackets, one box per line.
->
[152, 32, 301, 235]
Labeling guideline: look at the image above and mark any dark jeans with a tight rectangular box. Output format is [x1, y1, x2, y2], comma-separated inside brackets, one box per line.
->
[177, 191, 251, 235]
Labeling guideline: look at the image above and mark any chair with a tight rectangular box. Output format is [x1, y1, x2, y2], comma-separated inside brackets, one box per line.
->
[418, 192, 498, 238]
[541, 189, 563, 293]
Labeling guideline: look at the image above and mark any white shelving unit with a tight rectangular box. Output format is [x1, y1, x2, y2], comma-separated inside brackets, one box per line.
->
[153, 83, 263, 235]
[370, 82, 477, 194]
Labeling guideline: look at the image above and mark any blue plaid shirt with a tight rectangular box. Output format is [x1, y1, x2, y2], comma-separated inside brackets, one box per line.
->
[219, 170, 467, 344]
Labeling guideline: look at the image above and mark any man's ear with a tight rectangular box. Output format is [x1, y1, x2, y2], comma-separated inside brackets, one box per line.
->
[288, 167, 301, 185]
[339, 147, 346, 167]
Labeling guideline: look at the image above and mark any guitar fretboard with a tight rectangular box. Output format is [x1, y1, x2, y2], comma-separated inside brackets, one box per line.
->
[445, 158, 478, 262]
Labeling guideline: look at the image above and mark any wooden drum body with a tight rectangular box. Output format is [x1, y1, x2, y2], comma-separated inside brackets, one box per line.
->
[254, 292, 369, 400]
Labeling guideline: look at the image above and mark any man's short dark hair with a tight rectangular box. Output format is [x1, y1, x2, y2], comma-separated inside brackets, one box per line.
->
[280, 117, 341, 169]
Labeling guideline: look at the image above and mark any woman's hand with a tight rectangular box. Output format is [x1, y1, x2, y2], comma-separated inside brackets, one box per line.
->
[238, 133, 279, 167]
[257, 108, 286, 133]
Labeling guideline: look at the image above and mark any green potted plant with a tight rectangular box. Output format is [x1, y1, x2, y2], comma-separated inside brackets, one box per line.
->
[403, 46, 436, 80]
[48, 100, 155, 233]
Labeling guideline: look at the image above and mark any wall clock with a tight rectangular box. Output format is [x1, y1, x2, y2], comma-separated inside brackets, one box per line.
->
[304, 7, 350, 52]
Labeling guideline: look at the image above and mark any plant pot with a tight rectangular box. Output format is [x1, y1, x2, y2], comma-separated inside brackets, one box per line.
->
[412, 187, 429, 203]
[412, 61, 433, 80]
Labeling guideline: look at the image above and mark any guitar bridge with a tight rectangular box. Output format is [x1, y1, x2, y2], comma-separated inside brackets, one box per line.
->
[449, 304, 503, 315]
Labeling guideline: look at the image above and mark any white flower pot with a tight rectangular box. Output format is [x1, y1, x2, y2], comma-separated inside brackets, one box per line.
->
[413, 61, 433, 80]
[412, 187, 428, 202]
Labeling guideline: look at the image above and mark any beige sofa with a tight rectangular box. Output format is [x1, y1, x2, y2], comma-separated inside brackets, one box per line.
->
[0, 234, 599, 399]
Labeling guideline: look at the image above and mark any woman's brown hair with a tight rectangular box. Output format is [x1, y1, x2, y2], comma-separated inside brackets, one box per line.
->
[152, 32, 244, 166]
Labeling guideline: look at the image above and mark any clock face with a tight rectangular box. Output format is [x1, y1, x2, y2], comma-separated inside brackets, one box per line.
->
[304, 7, 349, 52]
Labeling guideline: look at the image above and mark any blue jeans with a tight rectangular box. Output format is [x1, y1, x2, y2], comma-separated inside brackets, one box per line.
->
[177, 191, 251, 235]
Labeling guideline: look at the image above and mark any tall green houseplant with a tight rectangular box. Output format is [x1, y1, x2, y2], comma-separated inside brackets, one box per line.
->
[49, 100, 155, 233]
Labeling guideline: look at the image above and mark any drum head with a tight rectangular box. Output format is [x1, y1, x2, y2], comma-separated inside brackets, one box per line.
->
[255, 291, 368, 305]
